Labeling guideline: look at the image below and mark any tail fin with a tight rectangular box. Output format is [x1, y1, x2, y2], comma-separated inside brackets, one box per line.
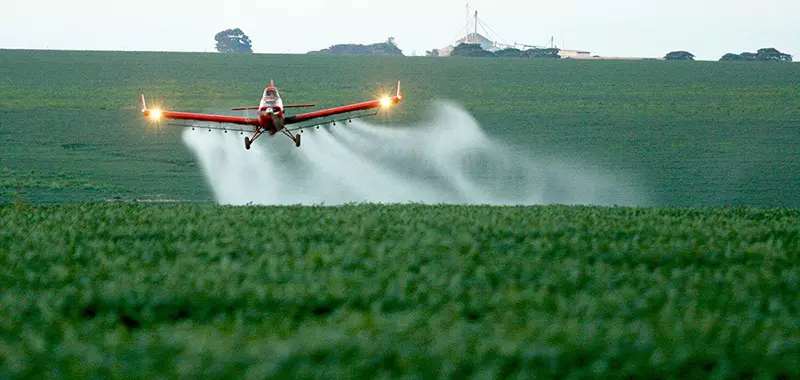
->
[270, 79, 275, 87]
[140, 94, 147, 112]
[396, 81, 402, 99]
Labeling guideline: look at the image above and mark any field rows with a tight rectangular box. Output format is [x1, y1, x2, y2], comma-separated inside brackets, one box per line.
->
[1, 50, 799, 206]
[1, 204, 798, 377]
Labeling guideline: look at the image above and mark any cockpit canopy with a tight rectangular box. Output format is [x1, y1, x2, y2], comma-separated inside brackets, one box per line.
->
[264, 89, 279, 98]
[260, 88, 283, 114]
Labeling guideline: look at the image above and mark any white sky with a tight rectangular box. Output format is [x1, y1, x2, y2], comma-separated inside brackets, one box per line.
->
[1, 0, 797, 60]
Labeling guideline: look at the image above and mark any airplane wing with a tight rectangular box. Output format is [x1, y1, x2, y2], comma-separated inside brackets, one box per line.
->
[284, 81, 402, 125]
[140, 95, 260, 127]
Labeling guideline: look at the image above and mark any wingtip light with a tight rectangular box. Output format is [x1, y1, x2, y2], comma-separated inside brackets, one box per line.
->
[149, 109, 163, 120]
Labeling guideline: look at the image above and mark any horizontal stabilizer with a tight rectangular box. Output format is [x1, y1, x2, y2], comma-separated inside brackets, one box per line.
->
[284, 104, 316, 109]
[231, 106, 260, 111]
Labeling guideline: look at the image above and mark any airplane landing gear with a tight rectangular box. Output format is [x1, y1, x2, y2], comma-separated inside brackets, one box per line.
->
[245, 129, 264, 151]
[281, 128, 301, 148]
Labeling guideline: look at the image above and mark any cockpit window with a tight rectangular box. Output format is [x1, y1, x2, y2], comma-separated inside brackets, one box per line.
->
[265, 90, 278, 97]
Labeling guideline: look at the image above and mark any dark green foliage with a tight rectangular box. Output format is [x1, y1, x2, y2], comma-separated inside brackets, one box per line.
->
[1, 204, 799, 377]
[451, 43, 495, 57]
[456, 46, 560, 59]
[757, 47, 793, 61]
[741, 52, 759, 61]
[521, 48, 561, 59]
[1, 50, 800, 206]
[495, 48, 524, 57]
[214, 28, 252, 53]
[720, 48, 793, 62]
[665, 51, 695, 60]
[720, 53, 744, 61]
[308, 37, 403, 56]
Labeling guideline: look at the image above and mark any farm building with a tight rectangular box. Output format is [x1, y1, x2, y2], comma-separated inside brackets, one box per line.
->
[438, 32, 498, 57]
[558, 49, 592, 59]
[436, 7, 591, 58]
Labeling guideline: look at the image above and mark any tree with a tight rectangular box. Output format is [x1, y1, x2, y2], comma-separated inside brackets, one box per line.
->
[740, 52, 759, 61]
[495, 48, 524, 57]
[756, 47, 792, 62]
[215, 28, 253, 53]
[425, 49, 440, 57]
[664, 51, 695, 61]
[451, 43, 495, 57]
[719, 53, 743, 61]
[307, 38, 404, 56]
[719, 48, 793, 62]
[522, 48, 561, 59]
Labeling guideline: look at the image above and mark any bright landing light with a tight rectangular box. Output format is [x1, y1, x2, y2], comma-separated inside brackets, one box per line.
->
[149, 109, 163, 120]
[380, 97, 392, 108]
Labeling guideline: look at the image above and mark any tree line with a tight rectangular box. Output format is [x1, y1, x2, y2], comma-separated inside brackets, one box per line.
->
[307, 38, 403, 56]
[719, 48, 792, 62]
[665, 48, 792, 62]
[426, 43, 561, 59]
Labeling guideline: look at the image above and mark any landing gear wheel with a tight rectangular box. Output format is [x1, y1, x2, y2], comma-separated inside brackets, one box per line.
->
[244, 136, 251, 150]
[295, 134, 301, 148]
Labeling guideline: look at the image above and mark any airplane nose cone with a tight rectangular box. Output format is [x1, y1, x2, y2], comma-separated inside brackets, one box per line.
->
[262, 106, 282, 115]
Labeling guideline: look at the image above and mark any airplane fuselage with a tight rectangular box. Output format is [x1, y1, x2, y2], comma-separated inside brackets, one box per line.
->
[259, 86, 284, 134]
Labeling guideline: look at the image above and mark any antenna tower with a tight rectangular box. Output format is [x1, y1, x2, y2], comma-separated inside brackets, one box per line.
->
[474, 11, 479, 42]
[465, 3, 470, 43]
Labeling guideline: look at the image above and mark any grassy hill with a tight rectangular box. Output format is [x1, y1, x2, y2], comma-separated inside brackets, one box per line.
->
[1, 49, 799, 206]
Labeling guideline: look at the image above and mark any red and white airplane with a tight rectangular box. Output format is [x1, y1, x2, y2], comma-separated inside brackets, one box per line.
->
[141, 80, 402, 150]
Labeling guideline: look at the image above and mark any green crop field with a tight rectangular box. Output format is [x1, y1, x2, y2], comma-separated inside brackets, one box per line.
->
[1, 204, 799, 377]
[1, 49, 799, 206]
[2, 51, 799, 377]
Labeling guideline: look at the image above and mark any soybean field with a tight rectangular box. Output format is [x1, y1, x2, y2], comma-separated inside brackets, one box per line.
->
[1, 204, 798, 377]
[1, 50, 799, 206]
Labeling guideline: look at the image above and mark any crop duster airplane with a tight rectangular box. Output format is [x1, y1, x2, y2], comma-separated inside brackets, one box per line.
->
[141, 80, 402, 150]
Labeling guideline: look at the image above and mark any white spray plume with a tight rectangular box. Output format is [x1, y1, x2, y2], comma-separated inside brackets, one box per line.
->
[182, 101, 644, 206]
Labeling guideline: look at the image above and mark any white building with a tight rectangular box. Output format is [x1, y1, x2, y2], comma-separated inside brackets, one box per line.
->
[438, 32, 498, 57]
[558, 49, 592, 59]
[435, 7, 593, 58]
